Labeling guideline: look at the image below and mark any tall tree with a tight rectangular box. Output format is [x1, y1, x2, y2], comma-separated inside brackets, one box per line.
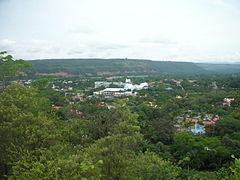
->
[0, 84, 61, 177]
[0, 51, 31, 89]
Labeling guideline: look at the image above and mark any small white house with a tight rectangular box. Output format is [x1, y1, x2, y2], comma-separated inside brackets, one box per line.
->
[125, 79, 131, 83]
[101, 88, 125, 96]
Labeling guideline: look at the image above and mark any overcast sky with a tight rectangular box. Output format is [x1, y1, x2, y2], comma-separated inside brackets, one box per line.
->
[0, 0, 240, 62]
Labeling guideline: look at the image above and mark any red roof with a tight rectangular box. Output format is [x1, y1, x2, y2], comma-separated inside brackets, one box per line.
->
[52, 105, 61, 110]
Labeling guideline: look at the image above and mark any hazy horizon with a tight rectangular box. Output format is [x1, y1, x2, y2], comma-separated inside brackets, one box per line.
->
[26, 57, 240, 64]
[1, 0, 240, 63]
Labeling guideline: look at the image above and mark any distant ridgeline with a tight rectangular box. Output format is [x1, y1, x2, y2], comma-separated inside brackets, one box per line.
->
[196, 63, 240, 74]
[28, 58, 231, 77]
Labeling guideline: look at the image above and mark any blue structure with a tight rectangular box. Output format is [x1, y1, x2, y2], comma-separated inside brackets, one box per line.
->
[190, 124, 205, 135]
[165, 87, 173, 91]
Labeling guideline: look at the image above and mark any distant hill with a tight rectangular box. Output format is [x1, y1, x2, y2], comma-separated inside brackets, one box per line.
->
[196, 63, 240, 74]
[29, 59, 209, 76]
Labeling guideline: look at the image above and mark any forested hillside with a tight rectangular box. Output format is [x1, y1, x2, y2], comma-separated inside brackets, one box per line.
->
[30, 59, 209, 76]
[197, 63, 240, 74]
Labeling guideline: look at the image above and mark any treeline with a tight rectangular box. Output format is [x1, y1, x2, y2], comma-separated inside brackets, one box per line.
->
[0, 84, 181, 179]
[29, 59, 208, 76]
[0, 83, 240, 179]
[197, 63, 240, 74]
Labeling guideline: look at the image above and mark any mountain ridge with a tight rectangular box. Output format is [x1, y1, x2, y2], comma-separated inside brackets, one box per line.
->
[29, 58, 208, 76]
[28, 58, 240, 76]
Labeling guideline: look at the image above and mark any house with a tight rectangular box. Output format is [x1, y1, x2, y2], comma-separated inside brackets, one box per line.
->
[223, 98, 235, 106]
[188, 80, 197, 83]
[76, 110, 84, 115]
[176, 95, 183, 99]
[93, 88, 137, 97]
[52, 105, 61, 110]
[211, 81, 218, 89]
[190, 123, 205, 134]
[125, 79, 131, 83]
[203, 115, 219, 126]
[101, 88, 125, 96]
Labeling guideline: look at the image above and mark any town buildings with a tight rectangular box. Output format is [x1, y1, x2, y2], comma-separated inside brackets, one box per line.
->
[93, 79, 148, 98]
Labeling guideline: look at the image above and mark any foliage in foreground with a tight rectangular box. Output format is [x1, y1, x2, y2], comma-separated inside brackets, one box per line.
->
[0, 84, 182, 179]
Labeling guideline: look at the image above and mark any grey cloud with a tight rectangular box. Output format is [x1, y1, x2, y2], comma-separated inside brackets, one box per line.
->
[46, 47, 61, 54]
[68, 48, 85, 55]
[87, 53, 98, 58]
[1, 0, 240, 62]
[26, 49, 42, 53]
[0, 39, 16, 53]
[26, 47, 59, 54]
[0, 39, 16, 46]
[94, 44, 127, 50]
[67, 42, 128, 56]
[140, 37, 177, 45]
[164, 55, 180, 59]
[89, 42, 128, 51]
[69, 26, 93, 34]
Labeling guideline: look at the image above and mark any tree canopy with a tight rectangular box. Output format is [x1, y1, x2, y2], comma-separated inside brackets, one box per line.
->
[0, 51, 31, 89]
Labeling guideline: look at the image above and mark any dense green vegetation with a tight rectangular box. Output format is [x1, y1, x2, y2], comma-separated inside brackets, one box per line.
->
[29, 59, 240, 77]
[1, 52, 240, 179]
[30, 59, 209, 76]
[0, 51, 31, 89]
[197, 63, 240, 74]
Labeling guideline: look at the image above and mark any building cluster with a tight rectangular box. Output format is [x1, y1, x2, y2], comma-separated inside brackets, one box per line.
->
[176, 111, 221, 135]
[223, 98, 235, 106]
[94, 81, 125, 88]
[50, 80, 85, 103]
[203, 115, 219, 126]
[52, 80, 74, 91]
[18, 79, 32, 86]
[171, 79, 183, 86]
[93, 79, 148, 98]
[189, 114, 220, 134]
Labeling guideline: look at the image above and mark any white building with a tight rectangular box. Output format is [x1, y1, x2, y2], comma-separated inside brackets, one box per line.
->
[124, 82, 148, 91]
[93, 79, 148, 97]
[93, 88, 137, 97]
[94, 82, 112, 88]
[94, 81, 125, 88]
[125, 79, 131, 83]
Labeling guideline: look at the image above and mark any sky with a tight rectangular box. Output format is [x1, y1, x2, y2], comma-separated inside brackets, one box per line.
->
[0, 0, 240, 63]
